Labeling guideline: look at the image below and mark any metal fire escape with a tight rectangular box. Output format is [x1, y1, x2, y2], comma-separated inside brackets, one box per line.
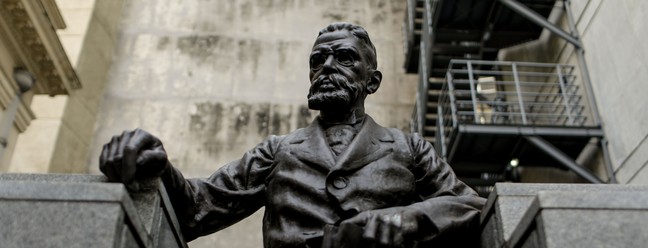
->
[404, 0, 616, 195]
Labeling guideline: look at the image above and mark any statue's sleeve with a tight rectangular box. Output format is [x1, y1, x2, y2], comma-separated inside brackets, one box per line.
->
[160, 135, 282, 241]
[407, 133, 485, 244]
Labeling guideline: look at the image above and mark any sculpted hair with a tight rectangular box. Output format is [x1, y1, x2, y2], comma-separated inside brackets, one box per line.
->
[318, 23, 378, 70]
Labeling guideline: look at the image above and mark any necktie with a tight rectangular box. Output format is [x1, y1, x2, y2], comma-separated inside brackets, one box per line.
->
[325, 125, 357, 156]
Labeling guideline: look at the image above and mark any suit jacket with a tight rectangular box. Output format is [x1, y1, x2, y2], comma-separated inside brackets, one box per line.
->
[161, 115, 485, 247]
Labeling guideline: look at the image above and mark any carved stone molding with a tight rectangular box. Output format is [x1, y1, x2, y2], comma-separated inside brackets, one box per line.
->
[40, 0, 66, 30]
[0, 0, 81, 96]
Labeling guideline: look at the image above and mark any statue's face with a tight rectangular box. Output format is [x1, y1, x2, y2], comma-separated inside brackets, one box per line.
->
[307, 31, 372, 111]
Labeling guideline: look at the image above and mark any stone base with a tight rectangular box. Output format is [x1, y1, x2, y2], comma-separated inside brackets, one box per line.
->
[510, 190, 648, 248]
[480, 183, 648, 248]
[0, 174, 187, 248]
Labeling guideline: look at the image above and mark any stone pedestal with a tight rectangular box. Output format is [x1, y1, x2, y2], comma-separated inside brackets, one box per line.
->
[480, 183, 648, 248]
[508, 190, 648, 248]
[0, 174, 187, 248]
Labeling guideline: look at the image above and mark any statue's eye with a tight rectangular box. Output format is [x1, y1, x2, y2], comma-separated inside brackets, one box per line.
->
[310, 54, 324, 70]
[336, 51, 354, 66]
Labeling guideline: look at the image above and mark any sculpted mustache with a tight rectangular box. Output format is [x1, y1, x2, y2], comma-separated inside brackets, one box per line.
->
[312, 74, 349, 89]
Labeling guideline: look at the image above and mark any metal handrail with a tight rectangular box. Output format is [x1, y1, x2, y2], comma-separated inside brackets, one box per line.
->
[437, 59, 594, 156]
[414, 0, 434, 134]
[404, 0, 416, 58]
[449, 59, 576, 68]
[452, 79, 579, 87]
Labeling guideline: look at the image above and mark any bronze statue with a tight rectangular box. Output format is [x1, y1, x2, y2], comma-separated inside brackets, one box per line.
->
[100, 23, 485, 247]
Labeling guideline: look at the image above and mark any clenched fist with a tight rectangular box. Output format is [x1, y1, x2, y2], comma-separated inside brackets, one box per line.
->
[99, 128, 169, 191]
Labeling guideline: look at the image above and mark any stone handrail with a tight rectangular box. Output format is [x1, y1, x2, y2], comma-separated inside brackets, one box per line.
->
[0, 173, 187, 248]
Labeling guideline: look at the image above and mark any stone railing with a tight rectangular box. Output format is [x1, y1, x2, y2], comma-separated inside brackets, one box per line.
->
[481, 183, 648, 248]
[0, 174, 187, 248]
[3, 174, 647, 248]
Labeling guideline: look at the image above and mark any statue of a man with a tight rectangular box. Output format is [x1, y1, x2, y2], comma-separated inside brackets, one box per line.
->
[100, 23, 485, 247]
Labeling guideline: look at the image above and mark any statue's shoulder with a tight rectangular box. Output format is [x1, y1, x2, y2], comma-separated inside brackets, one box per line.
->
[375, 124, 411, 142]
[267, 123, 319, 147]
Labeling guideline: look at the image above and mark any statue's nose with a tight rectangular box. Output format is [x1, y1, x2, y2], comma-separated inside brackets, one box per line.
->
[322, 55, 337, 73]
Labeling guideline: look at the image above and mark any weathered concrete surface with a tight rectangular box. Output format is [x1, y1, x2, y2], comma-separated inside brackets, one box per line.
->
[585, 1, 648, 185]
[87, 0, 417, 247]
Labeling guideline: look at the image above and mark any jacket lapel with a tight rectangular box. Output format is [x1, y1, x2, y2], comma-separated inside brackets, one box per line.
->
[331, 116, 395, 172]
[287, 118, 336, 171]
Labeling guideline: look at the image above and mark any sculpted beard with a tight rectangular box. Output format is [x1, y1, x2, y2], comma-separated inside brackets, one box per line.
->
[308, 74, 363, 110]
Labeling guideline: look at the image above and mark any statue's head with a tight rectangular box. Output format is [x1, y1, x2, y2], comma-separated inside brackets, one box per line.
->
[307, 23, 382, 111]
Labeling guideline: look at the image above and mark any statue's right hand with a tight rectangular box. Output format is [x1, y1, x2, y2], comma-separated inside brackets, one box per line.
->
[99, 128, 169, 191]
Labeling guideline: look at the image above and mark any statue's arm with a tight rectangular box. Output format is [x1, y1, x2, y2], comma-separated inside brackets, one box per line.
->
[405, 133, 485, 242]
[99, 129, 280, 241]
[160, 135, 280, 241]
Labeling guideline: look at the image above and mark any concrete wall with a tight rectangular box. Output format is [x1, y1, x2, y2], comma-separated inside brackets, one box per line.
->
[582, 0, 648, 184]
[86, 0, 416, 247]
[499, 0, 648, 184]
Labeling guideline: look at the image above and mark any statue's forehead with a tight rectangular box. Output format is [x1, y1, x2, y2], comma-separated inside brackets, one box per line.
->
[313, 31, 357, 48]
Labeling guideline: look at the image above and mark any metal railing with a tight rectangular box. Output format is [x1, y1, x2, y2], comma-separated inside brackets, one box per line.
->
[437, 59, 592, 154]
[412, 0, 436, 135]
[404, 0, 416, 51]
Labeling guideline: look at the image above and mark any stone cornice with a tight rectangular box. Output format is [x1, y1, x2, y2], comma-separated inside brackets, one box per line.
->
[0, 0, 81, 96]
[40, 0, 66, 30]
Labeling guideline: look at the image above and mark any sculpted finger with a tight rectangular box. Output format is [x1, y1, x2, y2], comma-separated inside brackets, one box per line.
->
[116, 130, 133, 165]
[108, 135, 123, 182]
[378, 215, 392, 246]
[136, 147, 168, 178]
[390, 214, 404, 245]
[120, 132, 137, 184]
[124, 129, 167, 179]
[362, 214, 379, 241]
[99, 144, 118, 180]
[108, 134, 121, 155]
[129, 129, 158, 150]
[122, 145, 140, 185]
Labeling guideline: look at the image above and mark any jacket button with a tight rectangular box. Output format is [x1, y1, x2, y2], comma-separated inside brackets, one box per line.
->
[332, 177, 348, 189]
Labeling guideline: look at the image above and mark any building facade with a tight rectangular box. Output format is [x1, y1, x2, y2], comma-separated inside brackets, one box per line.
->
[0, 0, 79, 171]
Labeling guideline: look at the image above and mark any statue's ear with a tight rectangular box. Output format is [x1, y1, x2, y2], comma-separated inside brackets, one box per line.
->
[366, 70, 382, 94]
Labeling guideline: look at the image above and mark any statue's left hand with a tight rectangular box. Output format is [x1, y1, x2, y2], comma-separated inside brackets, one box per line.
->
[99, 128, 169, 191]
[339, 207, 419, 247]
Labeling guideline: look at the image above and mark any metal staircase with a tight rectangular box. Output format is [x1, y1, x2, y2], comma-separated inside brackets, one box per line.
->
[406, 0, 556, 144]
[405, 0, 616, 196]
